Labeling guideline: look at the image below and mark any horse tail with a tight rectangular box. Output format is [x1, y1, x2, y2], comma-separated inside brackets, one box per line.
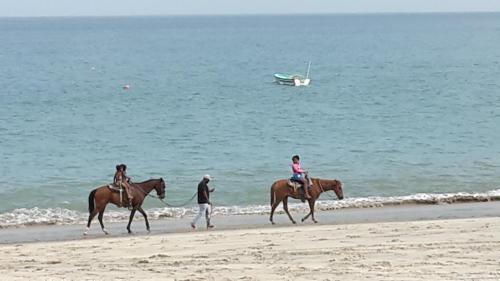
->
[88, 189, 97, 213]
[270, 183, 276, 206]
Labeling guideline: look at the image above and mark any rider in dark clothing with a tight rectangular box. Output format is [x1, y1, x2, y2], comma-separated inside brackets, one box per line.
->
[114, 164, 134, 209]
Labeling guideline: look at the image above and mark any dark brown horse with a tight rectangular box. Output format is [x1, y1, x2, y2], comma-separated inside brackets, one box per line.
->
[84, 178, 166, 235]
[270, 178, 343, 224]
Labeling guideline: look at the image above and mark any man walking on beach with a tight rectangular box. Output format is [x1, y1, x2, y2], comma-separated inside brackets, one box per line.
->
[191, 175, 215, 229]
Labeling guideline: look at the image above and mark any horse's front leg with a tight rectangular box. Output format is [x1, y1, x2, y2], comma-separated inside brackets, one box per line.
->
[301, 209, 312, 222]
[301, 192, 316, 222]
[127, 209, 136, 234]
[283, 197, 296, 224]
[308, 199, 317, 223]
[137, 207, 150, 233]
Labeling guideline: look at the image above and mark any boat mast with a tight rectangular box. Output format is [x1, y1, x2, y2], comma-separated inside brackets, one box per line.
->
[306, 61, 311, 79]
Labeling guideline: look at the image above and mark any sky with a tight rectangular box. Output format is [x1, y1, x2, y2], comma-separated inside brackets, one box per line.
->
[1, 0, 500, 17]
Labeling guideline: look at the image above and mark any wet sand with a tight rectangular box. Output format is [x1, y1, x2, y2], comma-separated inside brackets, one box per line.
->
[1, 201, 499, 244]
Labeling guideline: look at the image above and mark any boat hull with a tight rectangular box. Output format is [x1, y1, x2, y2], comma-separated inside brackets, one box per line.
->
[274, 74, 310, 87]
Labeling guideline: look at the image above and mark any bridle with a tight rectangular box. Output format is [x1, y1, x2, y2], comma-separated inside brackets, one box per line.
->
[317, 179, 342, 200]
[133, 180, 164, 198]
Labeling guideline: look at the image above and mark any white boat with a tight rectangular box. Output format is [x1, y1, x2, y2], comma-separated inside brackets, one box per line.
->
[274, 62, 311, 87]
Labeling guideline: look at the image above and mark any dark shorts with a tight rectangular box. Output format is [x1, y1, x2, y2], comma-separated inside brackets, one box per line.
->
[292, 173, 303, 181]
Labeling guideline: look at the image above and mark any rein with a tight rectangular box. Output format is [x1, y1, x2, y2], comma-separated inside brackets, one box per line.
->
[317, 179, 325, 193]
[318, 179, 341, 200]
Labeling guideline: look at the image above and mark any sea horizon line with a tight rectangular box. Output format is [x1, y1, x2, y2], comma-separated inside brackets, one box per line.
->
[1, 10, 499, 19]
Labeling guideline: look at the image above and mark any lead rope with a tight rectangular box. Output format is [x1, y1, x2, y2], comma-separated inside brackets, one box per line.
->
[131, 183, 198, 208]
[154, 192, 198, 208]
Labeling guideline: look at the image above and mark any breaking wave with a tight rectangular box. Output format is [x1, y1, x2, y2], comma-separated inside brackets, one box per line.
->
[1, 189, 499, 228]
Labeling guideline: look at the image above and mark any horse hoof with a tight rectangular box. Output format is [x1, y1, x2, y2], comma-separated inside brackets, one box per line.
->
[301, 218, 305, 222]
[102, 229, 109, 235]
[292, 221, 296, 224]
[271, 222, 275, 225]
[313, 220, 318, 224]
[83, 231, 88, 236]
[147, 230, 151, 234]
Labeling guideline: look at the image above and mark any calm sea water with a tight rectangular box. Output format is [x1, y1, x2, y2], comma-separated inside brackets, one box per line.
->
[1, 14, 500, 226]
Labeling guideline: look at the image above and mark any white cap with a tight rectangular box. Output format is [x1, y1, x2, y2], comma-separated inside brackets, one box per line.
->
[203, 174, 211, 180]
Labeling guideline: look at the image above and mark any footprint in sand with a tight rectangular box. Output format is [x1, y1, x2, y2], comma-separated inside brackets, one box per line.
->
[149, 254, 170, 258]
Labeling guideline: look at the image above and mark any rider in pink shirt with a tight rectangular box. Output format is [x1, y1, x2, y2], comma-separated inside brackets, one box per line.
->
[292, 162, 305, 173]
[291, 155, 312, 199]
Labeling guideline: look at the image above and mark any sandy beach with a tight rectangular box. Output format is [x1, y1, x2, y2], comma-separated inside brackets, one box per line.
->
[1, 211, 499, 280]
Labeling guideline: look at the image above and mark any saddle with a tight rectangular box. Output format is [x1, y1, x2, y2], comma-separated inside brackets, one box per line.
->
[287, 179, 306, 203]
[287, 179, 303, 191]
[108, 184, 128, 208]
[107, 183, 122, 192]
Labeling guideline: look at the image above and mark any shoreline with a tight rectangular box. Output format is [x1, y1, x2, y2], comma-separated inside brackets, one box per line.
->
[1, 201, 499, 244]
[1, 188, 499, 230]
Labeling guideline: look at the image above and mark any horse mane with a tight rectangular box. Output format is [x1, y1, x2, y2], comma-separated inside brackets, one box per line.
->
[134, 178, 161, 185]
[312, 178, 340, 187]
[312, 178, 335, 183]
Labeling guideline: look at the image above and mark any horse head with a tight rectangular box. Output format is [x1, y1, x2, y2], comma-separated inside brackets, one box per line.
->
[155, 178, 166, 199]
[326, 179, 344, 200]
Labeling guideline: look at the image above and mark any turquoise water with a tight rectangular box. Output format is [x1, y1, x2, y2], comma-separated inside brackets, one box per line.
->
[1, 14, 500, 224]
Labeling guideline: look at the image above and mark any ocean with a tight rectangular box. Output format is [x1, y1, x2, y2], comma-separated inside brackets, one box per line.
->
[1, 13, 500, 227]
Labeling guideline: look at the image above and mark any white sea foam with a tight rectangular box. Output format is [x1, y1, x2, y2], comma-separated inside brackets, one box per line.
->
[1, 189, 499, 228]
